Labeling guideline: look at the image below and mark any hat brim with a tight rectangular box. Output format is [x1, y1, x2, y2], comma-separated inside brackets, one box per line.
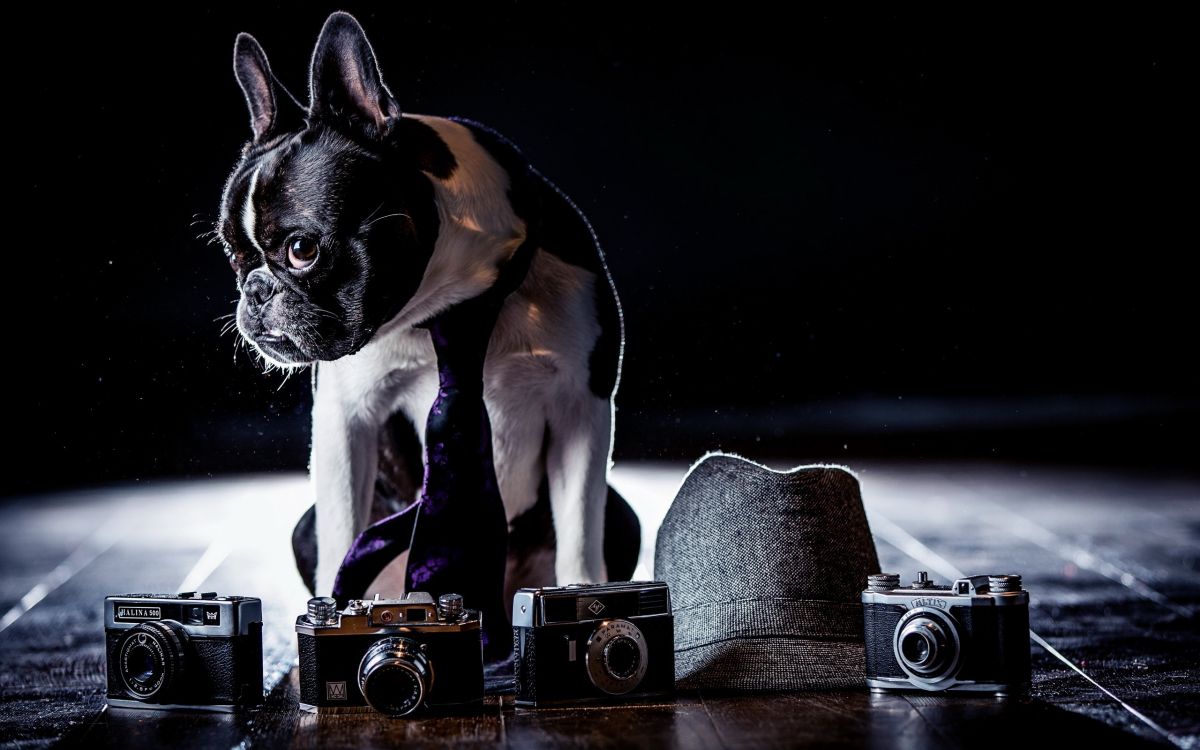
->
[674, 637, 866, 691]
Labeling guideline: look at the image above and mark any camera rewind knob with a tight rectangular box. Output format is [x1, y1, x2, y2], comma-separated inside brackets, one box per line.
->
[988, 575, 1023, 593]
[307, 597, 339, 626]
[438, 593, 464, 621]
[867, 573, 901, 592]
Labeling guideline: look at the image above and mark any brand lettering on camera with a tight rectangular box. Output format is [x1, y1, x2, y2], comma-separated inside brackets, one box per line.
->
[116, 606, 162, 620]
[326, 681, 347, 700]
[911, 598, 948, 609]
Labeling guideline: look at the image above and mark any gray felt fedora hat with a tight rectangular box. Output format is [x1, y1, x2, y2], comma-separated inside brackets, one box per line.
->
[654, 453, 880, 690]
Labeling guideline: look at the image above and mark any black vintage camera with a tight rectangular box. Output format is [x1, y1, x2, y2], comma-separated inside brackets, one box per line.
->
[513, 581, 674, 707]
[296, 592, 483, 716]
[862, 572, 1031, 694]
[104, 592, 263, 711]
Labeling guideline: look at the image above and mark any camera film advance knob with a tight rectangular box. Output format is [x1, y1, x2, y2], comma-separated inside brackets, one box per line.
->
[867, 573, 901, 592]
[438, 593, 464, 621]
[988, 574, 1023, 592]
[307, 597, 339, 625]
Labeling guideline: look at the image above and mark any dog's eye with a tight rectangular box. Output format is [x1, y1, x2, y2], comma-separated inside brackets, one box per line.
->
[287, 237, 319, 270]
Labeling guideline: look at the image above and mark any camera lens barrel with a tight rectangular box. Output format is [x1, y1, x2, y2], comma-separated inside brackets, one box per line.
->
[893, 608, 961, 686]
[358, 637, 431, 716]
[116, 619, 189, 700]
[898, 619, 950, 673]
[603, 637, 642, 679]
[585, 619, 649, 695]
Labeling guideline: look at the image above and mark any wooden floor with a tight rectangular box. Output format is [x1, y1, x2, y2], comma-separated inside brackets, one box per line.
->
[0, 462, 1195, 749]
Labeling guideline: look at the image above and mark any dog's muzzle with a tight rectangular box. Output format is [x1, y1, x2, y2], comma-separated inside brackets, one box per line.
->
[239, 268, 309, 363]
[243, 268, 278, 315]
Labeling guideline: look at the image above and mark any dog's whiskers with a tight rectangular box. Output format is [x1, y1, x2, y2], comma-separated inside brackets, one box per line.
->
[364, 212, 411, 229]
[307, 302, 342, 324]
[362, 201, 387, 225]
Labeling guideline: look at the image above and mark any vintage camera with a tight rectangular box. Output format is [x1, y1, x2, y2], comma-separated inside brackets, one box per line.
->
[513, 581, 675, 706]
[862, 572, 1031, 694]
[296, 592, 483, 716]
[104, 592, 263, 711]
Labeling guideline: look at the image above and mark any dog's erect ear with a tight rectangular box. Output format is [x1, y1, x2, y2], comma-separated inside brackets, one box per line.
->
[234, 33, 303, 142]
[309, 12, 401, 139]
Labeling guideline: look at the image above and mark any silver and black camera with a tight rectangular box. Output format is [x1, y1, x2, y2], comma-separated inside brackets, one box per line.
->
[296, 592, 483, 716]
[862, 572, 1031, 694]
[513, 581, 674, 707]
[104, 592, 263, 712]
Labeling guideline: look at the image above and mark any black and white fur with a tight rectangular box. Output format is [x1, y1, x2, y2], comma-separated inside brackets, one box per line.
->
[218, 13, 624, 596]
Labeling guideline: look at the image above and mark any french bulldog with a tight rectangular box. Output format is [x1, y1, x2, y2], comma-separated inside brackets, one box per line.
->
[217, 12, 637, 598]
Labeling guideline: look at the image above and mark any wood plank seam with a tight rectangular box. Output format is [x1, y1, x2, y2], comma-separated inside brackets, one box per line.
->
[929, 476, 1192, 618]
[0, 535, 115, 636]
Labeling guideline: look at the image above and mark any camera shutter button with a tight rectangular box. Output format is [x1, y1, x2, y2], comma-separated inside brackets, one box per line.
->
[912, 572, 934, 588]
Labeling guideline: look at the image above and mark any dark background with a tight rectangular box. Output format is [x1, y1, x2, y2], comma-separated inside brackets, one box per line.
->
[7, 5, 1194, 496]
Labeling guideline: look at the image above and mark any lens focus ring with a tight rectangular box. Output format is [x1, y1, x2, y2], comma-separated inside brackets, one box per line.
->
[585, 619, 649, 695]
[358, 637, 431, 716]
[116, 620, 189, 701]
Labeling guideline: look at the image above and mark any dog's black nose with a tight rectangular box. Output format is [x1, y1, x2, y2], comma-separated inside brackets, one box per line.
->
[244, 270, 275, 309]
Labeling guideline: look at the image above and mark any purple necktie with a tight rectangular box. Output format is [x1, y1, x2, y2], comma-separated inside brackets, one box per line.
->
[332, 244, 533, 663]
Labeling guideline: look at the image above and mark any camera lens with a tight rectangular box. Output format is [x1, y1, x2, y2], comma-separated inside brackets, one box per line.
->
[116, 620, 189, 700]
[358, 637, 431, 716]
[603, 636, 642, 680]
[898, 618, 949, 674]
[585, 619, 649, 695]
[900, 630, 934, 667]
[127, 643, 160, 684]
[894, 609, 961, 684]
